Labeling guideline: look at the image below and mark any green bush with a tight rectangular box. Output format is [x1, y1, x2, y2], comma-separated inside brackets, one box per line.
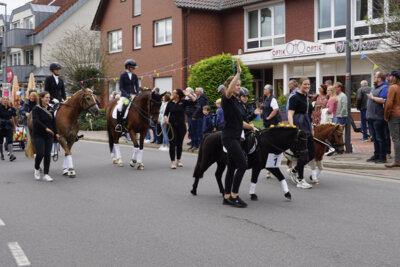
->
[277, 94, 287, 106]
[79, 108, 107, 131]
[188, 53, 254, 109]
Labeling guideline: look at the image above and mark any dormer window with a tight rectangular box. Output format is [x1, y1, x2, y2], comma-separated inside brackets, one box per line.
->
[24, 17, 34, 29]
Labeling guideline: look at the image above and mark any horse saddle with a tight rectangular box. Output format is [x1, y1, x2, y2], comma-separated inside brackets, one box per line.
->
[222, 132, 257, 155]
[112, 98, 134, 120]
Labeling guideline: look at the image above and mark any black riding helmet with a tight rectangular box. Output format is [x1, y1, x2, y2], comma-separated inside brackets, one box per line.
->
[125, 59, 137, 69]
[49, 62, 62, 71]
[239, 87, 250, 96]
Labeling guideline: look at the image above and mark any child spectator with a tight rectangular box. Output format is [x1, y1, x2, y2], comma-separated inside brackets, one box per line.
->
[202, 105, 213, 134]
[215, 99, 224, 130]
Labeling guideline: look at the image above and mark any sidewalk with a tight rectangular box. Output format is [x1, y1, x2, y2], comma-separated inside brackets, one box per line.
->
[79, 126, 400, 174]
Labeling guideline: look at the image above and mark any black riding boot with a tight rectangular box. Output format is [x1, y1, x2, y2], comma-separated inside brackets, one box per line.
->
[0, 145, 4, 160]
[115, 111, 123, 133]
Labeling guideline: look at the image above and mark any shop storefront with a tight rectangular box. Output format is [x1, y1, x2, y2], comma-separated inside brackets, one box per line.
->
[239, 39, 388, 109]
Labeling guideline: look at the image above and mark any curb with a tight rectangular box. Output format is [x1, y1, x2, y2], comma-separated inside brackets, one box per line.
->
[81, 136, 390, 170]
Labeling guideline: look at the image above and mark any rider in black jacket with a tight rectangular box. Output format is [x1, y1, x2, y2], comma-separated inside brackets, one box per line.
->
[44, 62, 66, 109]
[0, 96, 17, 161]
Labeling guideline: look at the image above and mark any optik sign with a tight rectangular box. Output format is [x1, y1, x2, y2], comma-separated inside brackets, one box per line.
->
[271, 40, 326, 59]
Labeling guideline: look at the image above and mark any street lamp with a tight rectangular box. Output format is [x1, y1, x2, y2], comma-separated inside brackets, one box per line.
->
[0, 2, 7, 86]
[345, 0, 352, 153]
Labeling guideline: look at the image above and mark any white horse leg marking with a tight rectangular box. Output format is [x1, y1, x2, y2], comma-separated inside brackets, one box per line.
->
[111, 144, 117, 164]
[114, 144, 123, 167]
[62, 157, 68, 175]
[132, 147, 139, 162]
[66, 155, 76, 177]
[317, 160, 323, 177]
[266, 170, 271, 179]
[137, 149, 144, 170]
[280, 180, 289, 193]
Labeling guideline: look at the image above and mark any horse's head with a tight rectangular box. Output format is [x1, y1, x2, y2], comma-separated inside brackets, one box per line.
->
[80, 87, 100, 116]
[331, 124, 345, 154]
[149, 91, 166, 124]
[290, 129, 309, 162]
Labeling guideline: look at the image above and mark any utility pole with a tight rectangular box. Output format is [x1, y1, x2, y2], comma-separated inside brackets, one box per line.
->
[345, 0, 352, 153]
[0, 2, 7, 86]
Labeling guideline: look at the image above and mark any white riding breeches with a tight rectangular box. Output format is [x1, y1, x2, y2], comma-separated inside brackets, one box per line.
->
[116, 97, 128, 112]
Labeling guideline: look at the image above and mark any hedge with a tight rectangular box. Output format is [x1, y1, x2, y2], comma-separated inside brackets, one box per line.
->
[188, 53, 254, 109]
[79, 108, 107, 131]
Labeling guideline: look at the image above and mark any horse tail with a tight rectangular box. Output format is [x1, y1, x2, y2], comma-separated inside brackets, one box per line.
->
[25, 126, 35, 158]
[107, 126, 114, 153]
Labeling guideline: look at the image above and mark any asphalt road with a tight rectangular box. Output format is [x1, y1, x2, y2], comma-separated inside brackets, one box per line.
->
[0, 141, 399, 267]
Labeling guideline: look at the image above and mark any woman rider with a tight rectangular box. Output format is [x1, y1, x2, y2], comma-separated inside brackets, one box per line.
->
[287, 77, 314, 189]
[222, 60, 257, 208]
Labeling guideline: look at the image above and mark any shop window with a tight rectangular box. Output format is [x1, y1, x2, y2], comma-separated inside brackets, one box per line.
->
[245, 3, 285, 51]
[335, 75, 371, 107]
[317, 0, 346, 41]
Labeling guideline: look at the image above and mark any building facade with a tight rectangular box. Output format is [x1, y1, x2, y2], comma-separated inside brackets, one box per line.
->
[0, 0, 100, 88]
[93, 0, 398, 108]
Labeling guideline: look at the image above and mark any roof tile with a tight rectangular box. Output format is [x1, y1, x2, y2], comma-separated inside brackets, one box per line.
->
[174, 0, 263, 10]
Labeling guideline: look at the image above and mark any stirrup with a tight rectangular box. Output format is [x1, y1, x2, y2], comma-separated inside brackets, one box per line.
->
[115, 124, 123, 133]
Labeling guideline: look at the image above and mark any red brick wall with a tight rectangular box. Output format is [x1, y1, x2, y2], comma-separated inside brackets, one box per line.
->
[221, 8, 244, 54]
[186, 10, 223, 70]
[100, 0, 184, 91]
[285, 0, 315, 42]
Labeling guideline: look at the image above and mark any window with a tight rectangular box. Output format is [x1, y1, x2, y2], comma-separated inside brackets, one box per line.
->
[245, 3, 285, 51]
[133, 25, 141, 49]
[133, 0, 141, 16]
[11, 52, 21, 66]
[353, 0, 398, 37]
[154, 77, 172, 94]
[108, 30, 122, 53]
[24, 16, 34, 29]
[12, 21, 20, 29]
[154, 18, 172, 46]
[317, 0, 347, 41]
[25, 50, 33, 65]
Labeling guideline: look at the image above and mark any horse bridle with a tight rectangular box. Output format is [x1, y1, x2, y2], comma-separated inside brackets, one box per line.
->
[61, 91, 98, 114]
[314, 125, 345, 149]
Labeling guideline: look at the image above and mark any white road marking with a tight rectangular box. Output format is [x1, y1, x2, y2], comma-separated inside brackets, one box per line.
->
[7, 242, 31, 266]
[0, 218, 5, 226]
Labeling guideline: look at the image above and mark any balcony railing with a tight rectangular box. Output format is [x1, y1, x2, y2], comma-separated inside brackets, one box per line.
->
[8, 65, 36, 82]
[6, 29, 33, 48]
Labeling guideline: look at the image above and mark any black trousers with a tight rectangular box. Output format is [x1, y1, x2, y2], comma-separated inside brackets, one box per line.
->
[295, 134, 315, 179]
[0, 127, 13, 145]
[34, 136, 53, 174]
[168, 123, 187, 161]
[222, 137, 247, 194]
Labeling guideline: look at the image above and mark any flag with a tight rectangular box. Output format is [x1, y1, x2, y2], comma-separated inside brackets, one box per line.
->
[360, 53, 366, 60]
[373, 64, 379, 71]
[348, 41, 353, 47]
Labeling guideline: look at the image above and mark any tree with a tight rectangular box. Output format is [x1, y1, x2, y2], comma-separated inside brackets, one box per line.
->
[366, 0, 400, 71]
[48, 25, 107, 97]
[187, 53, 254, 108]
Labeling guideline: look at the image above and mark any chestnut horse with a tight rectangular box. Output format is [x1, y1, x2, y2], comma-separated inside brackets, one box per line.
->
[309, 123, 344, 183]
[105, 90, 164, 169]
[27, 88, 100, 177]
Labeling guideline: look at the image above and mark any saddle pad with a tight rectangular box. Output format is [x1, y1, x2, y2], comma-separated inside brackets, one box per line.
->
[112, 99, 133, 120]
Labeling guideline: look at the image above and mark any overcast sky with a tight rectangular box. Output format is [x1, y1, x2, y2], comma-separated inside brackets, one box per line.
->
[0, 0, 31, 16]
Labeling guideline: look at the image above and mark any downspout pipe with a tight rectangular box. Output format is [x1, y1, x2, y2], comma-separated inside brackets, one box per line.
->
[183, 8, 190, 88]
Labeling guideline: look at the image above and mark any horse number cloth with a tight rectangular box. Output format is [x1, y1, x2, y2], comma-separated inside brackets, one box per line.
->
[266, 153, 283, 168]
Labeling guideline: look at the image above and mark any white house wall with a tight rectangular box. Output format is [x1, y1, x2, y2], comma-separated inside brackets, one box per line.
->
[11, 9, 34, 25]
[41, 0, 100, 65]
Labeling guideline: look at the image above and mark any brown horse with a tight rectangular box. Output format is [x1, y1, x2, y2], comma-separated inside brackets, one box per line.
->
[105, 90, 164, 169]
[286, 123, 344, 184]
[27, 87, 100, 177]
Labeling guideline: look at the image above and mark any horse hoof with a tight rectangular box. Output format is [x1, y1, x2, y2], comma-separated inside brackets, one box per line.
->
[191, 189, 197, 196]
[63, 169, 69, 176]
[112, 158, 118, 164]
[118, 162, 124, 167]
[137, 163, 144, 170]
[250, 194, 258, 201]
[130, 160, 136, 167]
[132, 160, 137, 164]
[284, 192, 292, 201]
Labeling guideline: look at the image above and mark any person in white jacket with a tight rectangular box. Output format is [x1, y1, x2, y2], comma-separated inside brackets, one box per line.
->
[158, 94, 171, 150]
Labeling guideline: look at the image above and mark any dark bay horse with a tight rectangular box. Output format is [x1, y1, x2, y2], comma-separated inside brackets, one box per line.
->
[191, 126, 308, 200]
[27, 88, 100, 178]
[106, 90, 164, 169]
